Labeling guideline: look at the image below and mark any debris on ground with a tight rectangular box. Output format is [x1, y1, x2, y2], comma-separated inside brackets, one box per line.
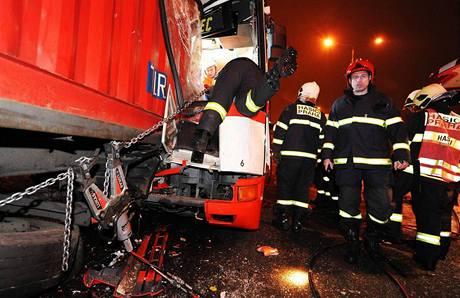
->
[256, 245, 279, 256]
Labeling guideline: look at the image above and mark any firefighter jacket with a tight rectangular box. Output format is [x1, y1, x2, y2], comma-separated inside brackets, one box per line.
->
[322, 85, 410, 169]
[405, 105, 460, 183]
[272, 100, 326, 161]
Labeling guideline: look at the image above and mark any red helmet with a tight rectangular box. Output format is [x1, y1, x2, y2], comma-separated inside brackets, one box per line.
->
[345, 58, 375, 79]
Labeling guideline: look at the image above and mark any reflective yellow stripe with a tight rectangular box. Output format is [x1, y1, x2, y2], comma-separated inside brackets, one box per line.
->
[390, 213, 403, 222]
[423, 131, 460, 150]
[440, 231, 451, 237]
[419, 157, 460, 173]
[319, 134, 325, 139]
[334, 158, 348, 164]
[331, 196, 339, 201]
[339, 210, 362, 219]
[416, 232, 441, 246]
[369, 213, 388, 224]
[276, 121, 288, 130]
[325, 192, 331, 196]
[292, 201, 309, 209]
[317, 148, 322, 153]
[403, 165, 414, 174]
[317, 159, 322, 163]
[326, 120, 338, 128]
[280, 151, 317, 159]
[204, 102, 227, 120]
[273, 138, 283, 145]
[385, 116, 403, 126]
[412, 133, 424, 143]
[393, 143, 410, 151]
[353, 157, 392, 165]
[245, 90, 263, 113]
[338, 116, 385, 127]
[289, 119, 322, 130]
[323, 142, 335, 150]
[323, 176, 330, 182]
[317, 190, 325, 194]
[276, 200, 293, 205]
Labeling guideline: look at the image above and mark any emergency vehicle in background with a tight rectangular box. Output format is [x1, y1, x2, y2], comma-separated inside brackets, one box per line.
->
[0, 0, 288, 294]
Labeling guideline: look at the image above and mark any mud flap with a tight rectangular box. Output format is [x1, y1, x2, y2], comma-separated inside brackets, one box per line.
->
[83, 228, 169, 297]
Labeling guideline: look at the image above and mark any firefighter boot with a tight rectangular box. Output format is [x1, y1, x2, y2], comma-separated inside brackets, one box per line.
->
[273, 210, 290, 231]
[191, 129, 211, 163]
[365, 223, 384, 261]
[292, 207, 311, 233]
[344, 228, 360, 264]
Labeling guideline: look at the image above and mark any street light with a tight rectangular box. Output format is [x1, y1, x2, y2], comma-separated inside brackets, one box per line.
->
[321, 36, 385, 63]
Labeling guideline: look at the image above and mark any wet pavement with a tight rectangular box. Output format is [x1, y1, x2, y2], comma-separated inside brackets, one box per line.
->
[39, 185, 460, 298]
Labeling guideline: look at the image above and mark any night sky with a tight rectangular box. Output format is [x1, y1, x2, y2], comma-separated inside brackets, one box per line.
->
[267, 0, 460, 121]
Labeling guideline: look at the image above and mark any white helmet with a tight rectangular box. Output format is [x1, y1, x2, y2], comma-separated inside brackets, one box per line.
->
[298, 81, 320, 101]
[403, 89, 420, 109]
[202, 58, 216, 70]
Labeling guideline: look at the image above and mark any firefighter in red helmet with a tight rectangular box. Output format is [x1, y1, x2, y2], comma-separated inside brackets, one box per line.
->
[408, 84, 460, 270]
[322, 58, 410, 264]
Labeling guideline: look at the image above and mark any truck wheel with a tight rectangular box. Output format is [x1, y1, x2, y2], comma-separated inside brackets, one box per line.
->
[0, 217, 82, 297]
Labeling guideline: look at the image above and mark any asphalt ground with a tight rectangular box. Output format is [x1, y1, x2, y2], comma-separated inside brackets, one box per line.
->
[40, 184, 460, 298]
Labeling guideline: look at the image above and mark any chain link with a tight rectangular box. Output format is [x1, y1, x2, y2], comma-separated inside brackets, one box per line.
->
[62, 167, 74, 271]
[103, 156, 111, 197]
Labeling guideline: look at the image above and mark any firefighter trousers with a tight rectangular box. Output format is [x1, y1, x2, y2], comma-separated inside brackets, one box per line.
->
[387, 171, 413, 241]
[275, 157, 316, 220]
[412, 180, 454, 267]
[335, 167, 392, 237]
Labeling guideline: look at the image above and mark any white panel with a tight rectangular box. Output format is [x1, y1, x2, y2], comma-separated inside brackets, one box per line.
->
[219, 116, 265, 175]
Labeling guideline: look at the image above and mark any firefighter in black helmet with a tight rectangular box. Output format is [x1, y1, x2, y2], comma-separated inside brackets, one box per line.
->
[322, 58, 410, 264]
[272, 82, 327, 232]
[191, 48, 297, 163]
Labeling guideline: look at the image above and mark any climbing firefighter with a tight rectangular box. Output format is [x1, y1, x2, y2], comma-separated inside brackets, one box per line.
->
[191, 47, 298, 163]
[272, 82, 327, 232]
[322, 58, 410, 264]
[408, 83, 460, 270]
[385, 89, 420, 243]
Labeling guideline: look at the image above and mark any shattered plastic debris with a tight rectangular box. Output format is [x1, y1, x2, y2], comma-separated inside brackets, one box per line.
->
[108, 250, 125, 267]
[209, 286, 218, 292]
[256, 246, 279, 256]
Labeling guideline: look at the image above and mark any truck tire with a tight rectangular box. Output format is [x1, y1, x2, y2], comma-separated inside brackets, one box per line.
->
[0, 217, 82, 297]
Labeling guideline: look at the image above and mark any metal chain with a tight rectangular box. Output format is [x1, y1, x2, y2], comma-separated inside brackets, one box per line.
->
[62, 167, 74, 271]
[0, 90, 206, 271]
[122, 90, 206, 149]
[103, 156, 111, 197]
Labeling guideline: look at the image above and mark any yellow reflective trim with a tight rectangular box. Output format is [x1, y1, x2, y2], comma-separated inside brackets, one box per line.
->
[292, 201, 309, 209]
[393, 143, 410, 151]
[280, 150, 317, 159]
[423, 131, 460, 151]
[353, 157, 392, 165]
[276, 121, 288, 130]
[326, 120, 338, 128]
[245, 90, 263, 113]
[323, 142, 335, 150]
[289, 119, 322, 130]
[204, 102, 227, 120]
[369, 213, 389, 224]
[385, 117, 403, 126]
[334, 158, 348, 164]
[390, 213, 403, 223]
[403, 165, 414, 174]
[338, 116, 385, 127]
[325, 192, 331, 196]
[412, 133, 424, 143]
[323, 176, 330, 182]
[331, 196, 339, 201]
[416, 232, 441, 246]
[317, 190, 325, 194]
[419, 157, 460, 173]
[317, 159, 322, 163]
[319, 134, 325, 139]
[339, 210, 362, 219]
[440, 231, 451, 237]
[276, 200, 293, 205]
[273, 138, 283, 145]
